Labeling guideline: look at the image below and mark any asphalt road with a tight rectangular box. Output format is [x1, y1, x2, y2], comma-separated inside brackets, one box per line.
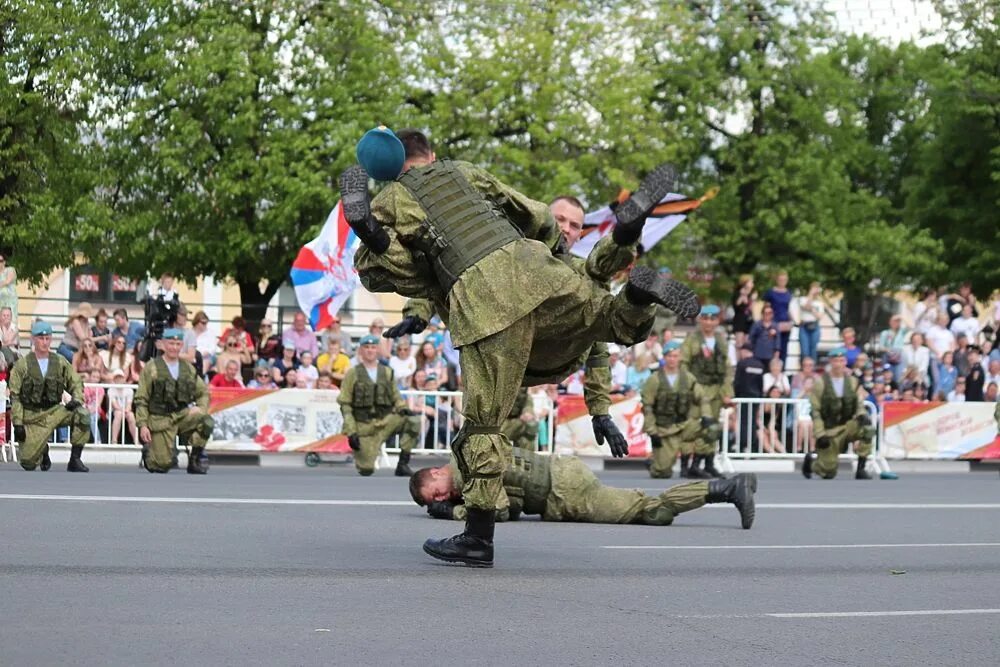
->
[1, 464, 999, 666]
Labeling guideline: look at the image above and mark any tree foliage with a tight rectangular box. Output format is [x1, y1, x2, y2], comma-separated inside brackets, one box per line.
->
[2, 0, 997, 317]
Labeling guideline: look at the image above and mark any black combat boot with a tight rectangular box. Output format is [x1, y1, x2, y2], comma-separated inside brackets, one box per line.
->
[611, 162, 678, 245]
[67, 445, 89, 473]
[339, 165, 390, 254]
[679, 453, 691, 478]
[395, 451, 414, 477]
[688, 455, 712, 479]
[422, 508, 495, 568]
[706, 473, 757, 529]
[40, 446, 52, 472]
[855, 456, 872, 480]
[802, 452, 814, 479]
[624, 266, 700, 320]
[187, 447, 208, 475]
[703, 454, 725, 479]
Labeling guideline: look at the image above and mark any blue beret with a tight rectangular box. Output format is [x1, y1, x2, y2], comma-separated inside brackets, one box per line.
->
[356, 126, 405, 181]
[658, 267, 672, 275]
[162, 328, 184, 340]
[699, 304, 721, 317]
[663, 340, 682, 353]
[828, 347, 847, 358]
[359, 334, 380, 346]
[30, 321, 53, 336]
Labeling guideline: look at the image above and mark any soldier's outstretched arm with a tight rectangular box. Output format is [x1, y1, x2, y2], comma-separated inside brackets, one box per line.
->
[583, 344, 612, 418]
[585, 234, 638, 284]
[65, 362, 85, 404]
[384, 299, 432, 339]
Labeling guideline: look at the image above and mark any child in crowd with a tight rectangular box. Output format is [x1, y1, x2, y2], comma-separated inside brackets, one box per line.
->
[84, 369, 105, 444]
[297, 351, 319, 389]
[108, 368, 139, 445]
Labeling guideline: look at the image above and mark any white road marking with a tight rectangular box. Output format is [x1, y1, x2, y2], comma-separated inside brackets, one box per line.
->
[767, 609, 1000, 619]
[1, 494, 998, 510]
[604, 542, 1000, 550]
[0, 494, 412, 506]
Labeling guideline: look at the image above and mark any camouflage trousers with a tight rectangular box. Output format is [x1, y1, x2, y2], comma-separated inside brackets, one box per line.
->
[146, 409, 214, 473]
[455, 282, 656, 511]
[697, 385, 727, 455]
[544, 456, 707, 525]
[812, 420, 873, 479]
[17, 405, 90, 470]
[647, 418, 703, 478]
[353, 413, 421, 475]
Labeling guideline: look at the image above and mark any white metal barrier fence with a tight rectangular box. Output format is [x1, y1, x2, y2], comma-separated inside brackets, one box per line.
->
[1, 384, 557, 462]
[717, 397, 890, 475]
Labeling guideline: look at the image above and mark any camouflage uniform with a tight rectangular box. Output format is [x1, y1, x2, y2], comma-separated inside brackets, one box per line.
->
[808, 374, 873, 479]
[447, 449, 708, 525]
[641, 368, 711, 478]
[134, 357, 214, 473]
[680, 329, 733, 466]
[356, 159, 655, 513]
[501, 388, 539, 452]
[8, 353, 90, 470]
[339, 363, 420, 476]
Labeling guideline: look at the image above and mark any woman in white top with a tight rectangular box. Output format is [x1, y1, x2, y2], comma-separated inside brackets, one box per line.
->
[912, 289, 940, 334]
[763, 357, 791, 396]
[949, 303, 981, 344]
[901, 331, 931, 386]
[796, 282, 824, 362]
[389, 340, 418, 390]
[100, 335, 133, 382]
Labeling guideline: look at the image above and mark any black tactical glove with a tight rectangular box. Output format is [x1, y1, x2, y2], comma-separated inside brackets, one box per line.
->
[64, 399, 82, 412]
[592, 415, 628, 458]
[396, 407, 419, 417]
[855, 413, 872, 428]
[649, 433, 663, 449]
[700, 416, 717, 430]
[13, 425, 26, 443]
[427, 502, 455, 520]
[384, 316, 427, 339]
[347, 434, 361, 452]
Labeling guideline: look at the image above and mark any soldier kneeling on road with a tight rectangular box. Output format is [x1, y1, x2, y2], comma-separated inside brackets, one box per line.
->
[339, 334, 421, 477]
[803, 347, 875, 480]
[134, 328, 213, 474]
[8, 321, 90, 472]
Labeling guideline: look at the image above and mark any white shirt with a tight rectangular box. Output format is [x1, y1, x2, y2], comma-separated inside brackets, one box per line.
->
[830, 376, 846, 397]
[164, 360, 180, 379]
[195, 328, 219, 355]
[610, 360, 628, 388]
[665, 373, 678, 387]
[901, 344, 931, 384]
[363, 364, 378, 382]
[763, 372, 791, 395]
[37, 357, 49, 376]
[389, 355, 417, 387]
[299, 364, 319, 388]
[924, 325, 955, 359]
[947, 391, 965, 403]
[950, 316, 980, 343]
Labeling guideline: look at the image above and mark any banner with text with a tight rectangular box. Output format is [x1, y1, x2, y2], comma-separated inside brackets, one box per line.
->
[882, 401, 1000, 460]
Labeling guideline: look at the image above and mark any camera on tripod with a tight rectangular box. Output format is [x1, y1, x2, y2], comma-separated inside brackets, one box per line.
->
[138, 273, 181, 361]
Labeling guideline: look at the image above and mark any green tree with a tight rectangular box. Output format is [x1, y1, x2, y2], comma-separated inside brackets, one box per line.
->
[0, 1, 104, 282]
[84, 0, 404, 322]
[904, 0, 1000, 295]
[636, 1, 942, 305]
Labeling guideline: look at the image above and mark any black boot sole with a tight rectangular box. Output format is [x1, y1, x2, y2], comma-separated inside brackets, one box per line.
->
[735, 473, 757, 530]
[802, 453, 813, 479]
[615, 163, 678, 227]
[395, 466, 413, 477]
[627, 266, 700, 319]
[339, 165, 371, 226]
[422, 543, 494, 568]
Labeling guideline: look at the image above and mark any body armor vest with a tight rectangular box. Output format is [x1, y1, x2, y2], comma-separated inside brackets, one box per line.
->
[148, 357, 198, 415]
[505, 447, 552, 516]
[654, 369, 691, 427]
[398, 159, 523, 293]
[351, 365, 395, 421]
[18, 354, 67, 409]
[820, 374, 857, 427]
[688, 333, 727, 386]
